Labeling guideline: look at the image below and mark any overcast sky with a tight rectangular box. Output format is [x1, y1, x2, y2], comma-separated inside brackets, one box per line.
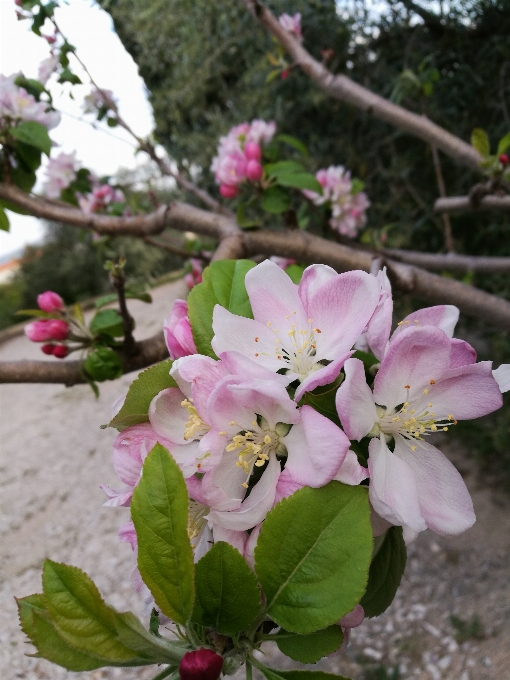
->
[0, 0, 154, 258]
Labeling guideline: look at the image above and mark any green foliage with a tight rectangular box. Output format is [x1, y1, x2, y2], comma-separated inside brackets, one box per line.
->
[471, 128, 490, 157]
[0, 207, 9, 232]
[10, 121, 52, 155]
[360, 527, 407, 618]
[90, 309, 125, 337]
[254, 482, 372, 633]
[187, 259, 255, 357]
[192, 541, 261, 634]
[273, 626, 344, 663]
[109, 359, 176, 429]
[258, 669, 352, 680]
[131, 444, 195, 624]
[261, 186, 291, 214]
[84, 347, 124, 382]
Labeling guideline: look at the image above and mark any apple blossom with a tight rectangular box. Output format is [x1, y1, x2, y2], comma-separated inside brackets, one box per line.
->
[164, 299, 197, 359]
[184, 258, 204, 289]
[83, 87, 117, 114]
[244, 141, 261, 161]
[493, 363, 510, 393]
[43, 151, 79, 199]
[278, 12, 303, 40]
[246, 159, 263, 182]
[37, 54, 58, 86]
[0, 73, 60, 130]
[219, 184, 239, 198]
[336, 326, 503, 540]
[37, 290, 64, 312]
[25, 320, 51, 342]
[47, 319, 69, 341]
[212, 259, 380, 400]
[78, 182, 126, 215]
[40, 343, 55, 355]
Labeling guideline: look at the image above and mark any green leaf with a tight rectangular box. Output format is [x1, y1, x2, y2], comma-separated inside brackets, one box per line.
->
[351, 350, 380, 369]
[471, 128, 490, 157]
[15, 141, 42, 171]
[275, 172, 322, 193]
[109, 359, 176, 430]
[266, 69, 281, 83]
[265, 161, 306, 177]
[360, 527, 406, 618]
[0, 206, 9, 232]
[187, 259, 256, 358]
[15, 308, 55, 318]
[284, 264, 305, 284]
[58, 68, 82, 85]
[497, 131, 510, 155]
[41, 561, 151, 664]
[131, 444, 195, 624]
[302, 376, 343, 425]
[107, 116, 119, 127]
[192, 541, 261, 635]
[90, 309, 125, 337]
[17, 594, 105, 671]
[10, 165, 37, 192]
[259, 668, 352, 680]
[261, 186, 291, 214]
[273, 626, 344, 663]
[274, 134, 309, 157]
[15, 75, 45, 100]
[255, 482, 372, 634]
[0, 198, 30, 215]
[10, 121, 52, 155]
[350, 178, 365, 195]
[84, 347, 123, 382]
[236, 203, 259, 229]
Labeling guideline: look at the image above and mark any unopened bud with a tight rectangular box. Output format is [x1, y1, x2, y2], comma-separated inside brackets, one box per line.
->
[246, 159, 263, 182]
[499, 153, 509, 166]
[41, 343, 55, 355]
[47, 318, 70, 341]
[37, 290, 64, 312]
[53, 344, 69, 359]
[244, 141, 262, 161]
[281, 69, 289, 79]
[25, 320, 52, 343]
[179, 649, 223, 680]
[219, 184, 239, 199]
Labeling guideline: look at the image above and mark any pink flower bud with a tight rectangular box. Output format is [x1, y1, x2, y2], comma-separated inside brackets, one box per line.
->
[15, 0, 22, 6]
[179, 649, 223, 680]
[25, 320, 52, 343]
[244, 141, 262, 161]
[37, 290, 64, 312]
[41, 343, 55, 355]
[219, 184, 239, 198]
[281, 69, 289, 79]
[164, 299, 198, 359]
[246, 159, 263, 182]
[499, 153, 509, 166]
[47, 318, 70, 341]
[53, 344, 69, 359]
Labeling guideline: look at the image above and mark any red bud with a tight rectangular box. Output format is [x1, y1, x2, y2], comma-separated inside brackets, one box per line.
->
[499, 153, 509, 166]
[281, 69, 289, 79]
[41, 343, 55, 355]
[179, 649, 223, 680]
[53, 344, 69, 359]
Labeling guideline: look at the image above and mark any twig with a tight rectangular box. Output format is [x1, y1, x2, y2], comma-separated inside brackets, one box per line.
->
[434, 194, 510, 213]
[109, 262, 136, 355]
[382, 248, 510, 273]
[431, 145, 454, 252]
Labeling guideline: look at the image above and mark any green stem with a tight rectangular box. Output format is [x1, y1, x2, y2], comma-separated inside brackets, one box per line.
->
[246, 610, 267, 641]
[185, 621, 202, 649]
[150, 665, 179, 680]
[246, 659, 253, 680]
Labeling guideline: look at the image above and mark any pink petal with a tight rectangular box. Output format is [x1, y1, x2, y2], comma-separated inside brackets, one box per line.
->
[274, 474, 303, 504]
[149, 388, 189, 444]
[393, 436, 475, 536]
[227, 379, 300, 429]
[338, 604, 365, 628]
[374, 326, 452, 411]
[100, 485, 133, 507]
[367, 296, 393, 360]
[211, 524, 247, 555]
[206, 376, 265, 433]
[212, 305, 283, 372]
[219, 351, 292, 385]
[493, 364, 510, 393]
[245, 260, 309, 334]
[449, 338, 476, 368]
[244, 523, 262, 570]
[298, 263, 337, 309]
[281, 405, 349, 487]
[334, 450, 369, 485]
[336, 358, 378, 441]
[186, 474, 208, 506]
[368, 437, 426, 534]
[307, 270, 380, 358]
[294, 354, 350, 402]
[392, 305, 459, 341]
[201, 452, 246, 511]
[172, 354, 229, 419]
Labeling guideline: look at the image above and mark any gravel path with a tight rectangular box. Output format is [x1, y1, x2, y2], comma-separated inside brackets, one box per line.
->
[1, 278, 509, 680]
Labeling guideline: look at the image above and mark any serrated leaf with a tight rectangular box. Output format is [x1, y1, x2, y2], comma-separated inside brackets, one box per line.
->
[275, 172, 322, 192]
[131, 444, 195, 625]
[261, 186, 291, 214]
[15, 141, 42, 171]
[17, 594, 105, 671]
[274, 134, 309, 157]
[255, 482, 372, 634]
[471, 128, 490, 157]
[187, 259, 255, 358]
[192, 542, 261, 635]
[109, 359, 176, 430]
[0, 206, 9, 232]
[85, 347, 123, 382]
[10, 121, 52, 155]
[360, 526, 406, 618]
[259, 668, 352, 680]
[90, 308, 124, 337]
[273, 626, 343, 663]
[497, 131, 510, 155]
[42, 561, 151, 664]
[265, 161, 306, 177]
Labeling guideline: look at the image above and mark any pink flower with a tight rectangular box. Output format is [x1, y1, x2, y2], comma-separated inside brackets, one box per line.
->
[37, 290, 64, 312]
[47, 319, 69, 341]
[212, 149, 247, 188]
[43, 151, 79, 199]
[246, 159, 263, 182]
[269, 256, 296, 269]
[212, 259, 380, 400]
[219, 184, 239, 198]
[41, 343, 55, 355]
[244, 141, 261, 161]
[278, 12, 303, 40]
[163, 299, 197, 360]
[336, 326, 503, 540]
[332, 605, 365, 655]
[37, 54, 58, 86]
[184, 258, 204, 290]
[78, 182, 126, 215]
[0, 73, 60, 130]
[493, 364, 510, 393]
[25, 320, 51, 342]
[83, 87, 117, 114]
[179, 649, 223, 680]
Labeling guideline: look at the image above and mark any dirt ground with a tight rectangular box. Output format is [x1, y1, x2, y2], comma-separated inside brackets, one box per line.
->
[1, 278, 509, 680]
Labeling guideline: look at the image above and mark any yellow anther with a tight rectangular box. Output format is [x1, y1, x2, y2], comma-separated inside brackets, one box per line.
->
[218, 431, 226, 436]
[229, 421, 237, 426]
[264, 434, 272, 444]
[411, 446, 417, 451]
[242, 482, 249, 488]
[398, 321, 403, 326]
[423, 388, 429, 394]
[443, 427, 448, 431]
[447, 414, 453, 420]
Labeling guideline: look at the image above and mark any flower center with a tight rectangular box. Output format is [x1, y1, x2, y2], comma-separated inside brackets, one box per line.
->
[257, 312, 322, 380]
[181, 398, 210, 441]
[187, 500, 209, 544]
[371, 383, 457, 450]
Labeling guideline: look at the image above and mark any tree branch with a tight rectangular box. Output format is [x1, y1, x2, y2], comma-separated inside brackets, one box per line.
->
[0, 331, 168, 385]
[382, 248, 510, 273]
[434, 195, 510, 213]
[241, 0, 481, 170]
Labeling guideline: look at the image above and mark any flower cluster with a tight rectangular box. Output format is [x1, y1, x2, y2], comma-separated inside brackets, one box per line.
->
[278, 12, 303, 40]
[37, 54, 59, 86]
[103, 260, 509, 614]
[83, 87, 117, 114]
[184, 257, 204, 290]
[24, 291, 70, 358]
[0, 73, 60, 130]
[304, 165, 370, 237]
[77, 181, 127, 215]
[211, 119, 276, 197]
[43, 151, 79, 199]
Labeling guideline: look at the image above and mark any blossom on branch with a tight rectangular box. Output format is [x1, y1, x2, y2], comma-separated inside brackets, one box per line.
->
[164, 299, 198, 360]
[83, 87, 117, 114]
[43, 151, 79, 199]
[278, 12, 303, 40]
[0, 72, 60, 130]
[37, 54, 58, 86]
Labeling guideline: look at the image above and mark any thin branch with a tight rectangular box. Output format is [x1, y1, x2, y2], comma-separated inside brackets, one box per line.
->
[241, 0, 481, 170]
[109, 263, 136, 355]
[434, 195, 510, 213]
[0, 331, 168, 385]
[143, 236, 211, 261]
[382, 248, 510, 273]
[430, 145, 454, 252]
